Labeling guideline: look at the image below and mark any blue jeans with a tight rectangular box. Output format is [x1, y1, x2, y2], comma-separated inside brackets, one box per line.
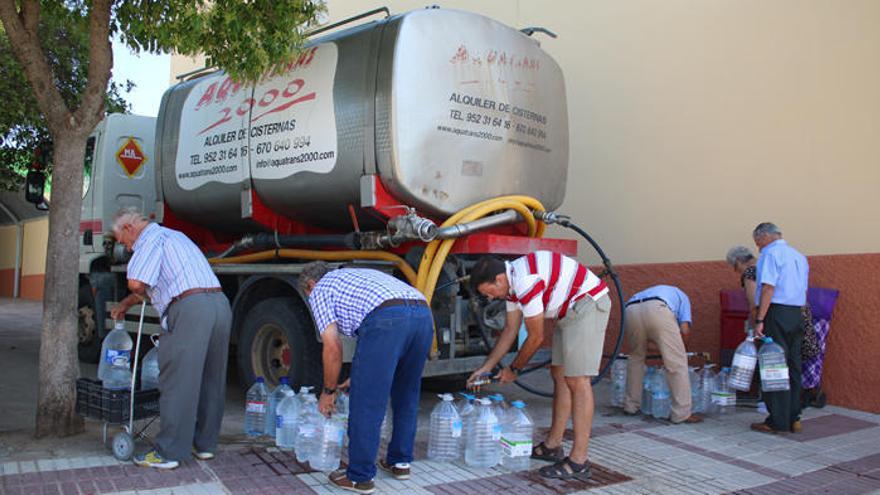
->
[347, 301, 433, 482]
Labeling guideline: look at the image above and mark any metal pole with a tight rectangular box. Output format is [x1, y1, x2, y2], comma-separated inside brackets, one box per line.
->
[0, 202, 22, 298]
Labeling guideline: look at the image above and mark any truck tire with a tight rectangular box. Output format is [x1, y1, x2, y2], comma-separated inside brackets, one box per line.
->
[237, 297, 322, 391]
[77, 284, 101, 363]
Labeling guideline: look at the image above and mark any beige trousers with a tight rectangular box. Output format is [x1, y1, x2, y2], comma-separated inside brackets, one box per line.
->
[622, 299, 692, 422]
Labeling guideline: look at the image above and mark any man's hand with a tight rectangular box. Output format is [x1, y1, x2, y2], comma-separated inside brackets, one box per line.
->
[110, 301, 131, 320]
[495, 366, 517, 384]
[755, 321, 765, 338]
[467, 364, 493, 388]
[339, 378, 351, 391]
[318, 392, 336, 417]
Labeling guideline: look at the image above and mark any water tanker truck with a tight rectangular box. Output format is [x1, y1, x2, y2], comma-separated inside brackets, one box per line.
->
[51, 7, 620, 392]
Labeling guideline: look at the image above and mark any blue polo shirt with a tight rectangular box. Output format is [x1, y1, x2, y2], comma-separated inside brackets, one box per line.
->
[755, 239, 809, 306]
[628, 285, 692, 325]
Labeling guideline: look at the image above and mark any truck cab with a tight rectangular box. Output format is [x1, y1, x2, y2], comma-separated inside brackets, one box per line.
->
[77, 113, 157, 362]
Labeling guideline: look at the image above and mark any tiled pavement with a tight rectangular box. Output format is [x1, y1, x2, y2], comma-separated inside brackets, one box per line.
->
[2, 403, 880, 495]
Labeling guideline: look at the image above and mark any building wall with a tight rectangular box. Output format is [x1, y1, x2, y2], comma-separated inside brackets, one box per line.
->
[166, 1, 880, 411]
[0, 218, 48, 300]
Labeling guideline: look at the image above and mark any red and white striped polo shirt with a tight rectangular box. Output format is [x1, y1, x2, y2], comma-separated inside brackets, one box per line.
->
[505, 251, 609, 319]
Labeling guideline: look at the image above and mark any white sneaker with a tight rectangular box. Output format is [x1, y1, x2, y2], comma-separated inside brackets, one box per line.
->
[192, 448, 215, 460]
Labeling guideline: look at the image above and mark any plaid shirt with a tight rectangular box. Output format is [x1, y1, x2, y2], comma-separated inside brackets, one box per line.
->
[308, 268, 425, 337]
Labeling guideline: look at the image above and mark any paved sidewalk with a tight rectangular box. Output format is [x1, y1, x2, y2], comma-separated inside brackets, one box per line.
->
[2, 297, 880, 494]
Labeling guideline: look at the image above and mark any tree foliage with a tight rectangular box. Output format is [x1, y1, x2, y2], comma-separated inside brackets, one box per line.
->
[0, 13, 130, 191]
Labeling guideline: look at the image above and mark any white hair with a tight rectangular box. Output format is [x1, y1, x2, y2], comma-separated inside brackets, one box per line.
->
[112, 206, 149, 233]
[753, 222, 782, 239]
[725, 245, 755, 267]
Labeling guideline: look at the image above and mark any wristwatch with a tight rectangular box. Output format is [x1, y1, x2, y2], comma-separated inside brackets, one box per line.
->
[509, 365, 523, 376]
[756, 319, 764, 323]
[322, 386, 337, 395]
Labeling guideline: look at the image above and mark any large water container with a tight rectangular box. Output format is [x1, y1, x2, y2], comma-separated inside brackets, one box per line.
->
[500, 401, 533, 471]
[456, 393, 477, 450]
[465, 398, 501, 468]
[712, 367, 735, 414]
[98, 321, 132, 384]
[275, 395, 300, 450]
[295, 395, 321, 463]
[611, 358, 627, 408]
[699, 365, 718, 415]
[140, 343, 159, 391]
[428, 394, 462, 462]
[487, 394, 508, 419]
[244, 377, 269, 437]
[310, 414, 346, 472]
[156, 8, 568, 232]
[729, 337, 757, 391]
[759, 337, 790, 392]
[651, 369, 671, 419]
[266, 377, 295, 437]
[688, 367, 702, 414]
[641, 366, 655, 414]
[103, 358, 132, 390]
[335, 392, 350, 420]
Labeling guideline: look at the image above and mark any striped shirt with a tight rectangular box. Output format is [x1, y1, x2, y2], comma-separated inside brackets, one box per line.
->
[505, 251, 609, 319]
[127, 223, 220, 322]
[308, 268, 426, 337]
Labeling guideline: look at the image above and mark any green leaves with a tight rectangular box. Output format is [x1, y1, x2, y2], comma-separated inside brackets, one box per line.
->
[114, 0, 325, 82]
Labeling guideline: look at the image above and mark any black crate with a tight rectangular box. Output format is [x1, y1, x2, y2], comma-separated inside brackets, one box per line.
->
[75, 378, 160, 423]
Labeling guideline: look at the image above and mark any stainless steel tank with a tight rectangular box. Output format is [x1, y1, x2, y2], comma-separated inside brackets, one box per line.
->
[156, 7, 568, 231]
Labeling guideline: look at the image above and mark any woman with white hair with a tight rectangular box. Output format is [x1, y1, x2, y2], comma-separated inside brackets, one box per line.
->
[726, 245, 758, 323]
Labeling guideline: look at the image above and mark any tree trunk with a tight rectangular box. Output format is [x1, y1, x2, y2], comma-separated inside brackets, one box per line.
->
[34, 132, 89, 438]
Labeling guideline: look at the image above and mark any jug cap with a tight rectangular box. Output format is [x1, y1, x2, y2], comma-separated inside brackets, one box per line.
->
[438, 393, 454, 401]
[510, 401, 525, 409]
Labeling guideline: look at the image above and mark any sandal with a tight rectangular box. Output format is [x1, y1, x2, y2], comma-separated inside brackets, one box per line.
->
[538, 457, 592, 481]
[531, 442, 565, 462]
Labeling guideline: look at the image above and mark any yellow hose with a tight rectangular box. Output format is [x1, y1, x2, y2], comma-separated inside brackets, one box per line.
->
[209, 249, 418, 286]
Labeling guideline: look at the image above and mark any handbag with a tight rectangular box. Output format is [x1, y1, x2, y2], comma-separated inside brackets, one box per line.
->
[801, 305, 821, 359]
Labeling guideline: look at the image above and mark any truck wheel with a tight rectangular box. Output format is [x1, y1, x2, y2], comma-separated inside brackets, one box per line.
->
[237, 297, 322, 391]
[77, 285, 101, 363]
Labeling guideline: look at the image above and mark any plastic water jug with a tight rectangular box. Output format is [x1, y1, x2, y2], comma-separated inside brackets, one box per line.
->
[427, 394, 463, 461]
[103, 357, 132, 390]
[140, 343, 159, 391]
[275, 394, 300, 450]
[610, 357, 627, 407]
[98, 321, 132, 384]
[500, 401, 533, 471]
[335, 392, 350, 420]
[651, 368, 671, 419]
[759, 337, 790, 392]
[309, 414, 346, 471]
[456, 393, 477, 449]
[266, 377, 295, 437]
[729, 337, 757, 391]
[688, 367, 702, 414]
[699, 365, 717, 415]
[295, 395, 321, 463]
[712, 367, 735, 414]
[487, 393, 508, 419]
[465, 398, 501, 468]
[641, 366, 655, 414]
[244, 377, 269, 437]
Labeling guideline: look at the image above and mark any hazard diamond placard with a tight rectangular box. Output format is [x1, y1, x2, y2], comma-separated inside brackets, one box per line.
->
[116, 137, 147, 177]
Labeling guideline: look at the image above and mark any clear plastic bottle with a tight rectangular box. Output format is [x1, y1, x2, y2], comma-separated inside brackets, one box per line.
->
[265, 377, 295, 437]
[428, 394, 462, 461]
[641, 366, 655, 414]
[275, 394, 300, 450]
[487, 393, 508, 419]
[465, 398, 501, 468]
[688, 366, 702, 414]
[651, 368, 671, 419]
[699, 364, 718, 415]
[295, 395, 321, 463]
[729, 337, 758, 391]
[758, 337, 790, 392]
[139, 342, 159, 391]
[103, 357, 132, 390]
[98, 321, 132, 384]
[500, 401, 533, 471]
[712, 367, 735, 414]
[244, 377, 269, 437]
[456, 393, 477, 456]
[335, 392, 350, 420]
[610, 358, 627, 407]
[310, 414, 345, 472]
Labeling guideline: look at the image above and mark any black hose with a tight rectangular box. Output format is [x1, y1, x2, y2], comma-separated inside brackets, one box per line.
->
[219, 232, 360, 257]
[510, 218, 627, 395]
